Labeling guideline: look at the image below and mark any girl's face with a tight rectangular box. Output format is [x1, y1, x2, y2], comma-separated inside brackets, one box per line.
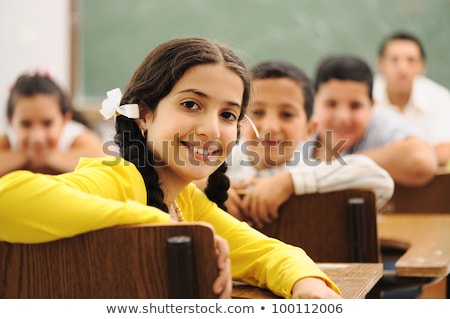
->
[9, 94, 67, 156]
[141, 63, 244, 185]
[313, 79, 373, 154]
[243, 78, 310, 169]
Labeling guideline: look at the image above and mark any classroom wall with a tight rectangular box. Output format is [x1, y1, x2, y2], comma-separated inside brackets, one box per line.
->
[0, 0, 70, 133]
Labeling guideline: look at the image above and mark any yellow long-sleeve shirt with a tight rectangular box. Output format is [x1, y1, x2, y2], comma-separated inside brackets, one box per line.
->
[0, 156, 340, 298]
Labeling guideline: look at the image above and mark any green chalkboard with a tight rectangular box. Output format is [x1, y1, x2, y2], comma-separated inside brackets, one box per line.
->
[78, 0, 450, 100]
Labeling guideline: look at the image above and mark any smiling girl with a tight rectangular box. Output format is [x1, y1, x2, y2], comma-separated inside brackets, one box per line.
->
[0, 72, 104, 176]
[0, 38, 340, 299]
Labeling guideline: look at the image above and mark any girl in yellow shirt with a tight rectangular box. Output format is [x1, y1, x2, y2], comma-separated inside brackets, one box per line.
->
[0, 37, 340, 299]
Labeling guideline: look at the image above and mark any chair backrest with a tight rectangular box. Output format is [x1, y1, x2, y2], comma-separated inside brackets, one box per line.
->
[259, 189, 380, 263]
[0, 222, 218, 298]
[381, 169, 450, 214]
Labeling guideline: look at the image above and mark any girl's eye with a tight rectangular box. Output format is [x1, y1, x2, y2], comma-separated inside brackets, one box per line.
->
[221, 111, 237, 121]
[181, 101, 200, 110]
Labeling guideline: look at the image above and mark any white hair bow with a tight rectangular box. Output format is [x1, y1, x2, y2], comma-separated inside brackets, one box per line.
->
[99, 88, 140, 120]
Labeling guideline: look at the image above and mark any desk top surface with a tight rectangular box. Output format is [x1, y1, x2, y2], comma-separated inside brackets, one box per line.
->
[232, 262, 383, 299]
[377, 213, 450, 277]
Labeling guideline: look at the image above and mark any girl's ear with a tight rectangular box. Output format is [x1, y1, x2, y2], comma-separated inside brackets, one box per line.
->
[135, 118, 147, 132]
[135, 103, 153, 132]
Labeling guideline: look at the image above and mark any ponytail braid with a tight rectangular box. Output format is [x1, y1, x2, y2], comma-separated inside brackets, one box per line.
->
[204, 162, 230, 211]
[114, 116, 168, 213]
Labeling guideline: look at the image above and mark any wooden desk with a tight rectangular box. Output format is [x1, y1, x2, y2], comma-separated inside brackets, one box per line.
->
[382, 168, 450, 213]
[377, 213, 450, 278]
[232, 263, 383, 299]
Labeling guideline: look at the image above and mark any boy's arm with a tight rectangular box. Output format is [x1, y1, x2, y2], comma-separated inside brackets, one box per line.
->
[290, 154, 395, 208]
[240, 154, 396, 225]
[362, 136, 438, 187]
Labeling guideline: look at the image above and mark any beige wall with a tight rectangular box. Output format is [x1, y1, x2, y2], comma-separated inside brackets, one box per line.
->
[0, 0, 70, 133]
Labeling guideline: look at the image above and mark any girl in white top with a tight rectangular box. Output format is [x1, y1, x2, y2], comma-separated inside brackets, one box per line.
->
[0, 72, 104, 176]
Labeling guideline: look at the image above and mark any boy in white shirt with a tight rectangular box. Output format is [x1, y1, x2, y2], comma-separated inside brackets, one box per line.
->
[374, 31, 450, 166]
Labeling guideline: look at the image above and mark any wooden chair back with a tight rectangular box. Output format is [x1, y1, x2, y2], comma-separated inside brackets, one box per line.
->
[0, 222, 218, 298]
[381, 169, 450, 214]
[259, 189, 380, 263]
[257, 188, 447, 298]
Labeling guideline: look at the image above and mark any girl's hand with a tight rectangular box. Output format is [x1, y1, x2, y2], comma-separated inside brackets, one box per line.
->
[25, 145, 53, 171]
[26, 151, 49, 169]
[291, 277, 342, 299]
[212, 234, 232, 298]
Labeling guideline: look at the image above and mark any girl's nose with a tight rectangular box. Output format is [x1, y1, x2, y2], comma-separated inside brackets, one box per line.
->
[196, 113, 220, 140]
[28, 126, 47, 145]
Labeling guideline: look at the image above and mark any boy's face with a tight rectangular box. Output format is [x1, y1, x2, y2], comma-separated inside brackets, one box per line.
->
[378, 39, 425, 93]
[243, 78, 311, 169]
[313, 79, 373, 154]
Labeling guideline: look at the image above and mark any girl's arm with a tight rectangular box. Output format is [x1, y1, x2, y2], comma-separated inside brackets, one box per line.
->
[0, 159, 171, 243]
[185, 185, 340, 298]
[0, 134, 28, 177]
[44, 129, 105, 173]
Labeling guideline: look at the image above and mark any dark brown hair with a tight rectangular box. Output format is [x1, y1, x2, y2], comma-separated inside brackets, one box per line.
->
[251, 60, 314, 120]
[7, 72, 91, 128]
[378, 31, 426, 61]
